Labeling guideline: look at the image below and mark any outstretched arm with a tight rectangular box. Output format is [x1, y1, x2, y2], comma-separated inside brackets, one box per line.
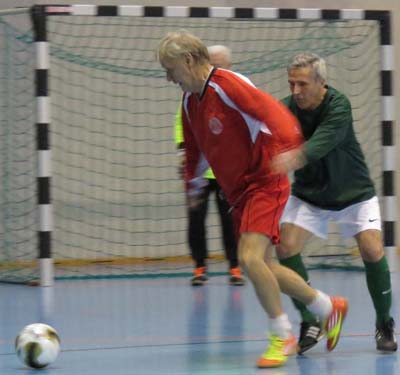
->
[270, 146, 306, 175]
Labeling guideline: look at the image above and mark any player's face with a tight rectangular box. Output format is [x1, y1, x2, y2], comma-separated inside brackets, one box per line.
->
[288, 67, 326, 110]
[161, 56, 197, 93]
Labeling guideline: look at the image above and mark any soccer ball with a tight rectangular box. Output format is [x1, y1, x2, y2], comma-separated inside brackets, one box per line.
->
[15, 323, 60, 369]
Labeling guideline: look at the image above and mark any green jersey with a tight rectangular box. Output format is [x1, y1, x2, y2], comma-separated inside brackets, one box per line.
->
[282, 86, 375, 210]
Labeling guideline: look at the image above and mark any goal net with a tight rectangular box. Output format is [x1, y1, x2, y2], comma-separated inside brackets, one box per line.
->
[0, 9, 37, 283]
[0, 8, 382, 283]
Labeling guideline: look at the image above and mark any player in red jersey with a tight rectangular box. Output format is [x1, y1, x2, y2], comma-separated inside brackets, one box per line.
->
[157, 30, 348, 368]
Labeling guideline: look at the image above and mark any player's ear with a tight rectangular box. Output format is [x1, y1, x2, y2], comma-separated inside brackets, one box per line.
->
[317, 77, 326, 87]
[185, 53, 194, 67]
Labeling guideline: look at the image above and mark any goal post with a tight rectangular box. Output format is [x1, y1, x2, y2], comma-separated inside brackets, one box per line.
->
[0, 5, 396, 284]
[30, 6, 53, 286]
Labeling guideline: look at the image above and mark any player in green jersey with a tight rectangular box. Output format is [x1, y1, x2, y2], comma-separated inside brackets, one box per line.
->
[272, 52, 397, 354]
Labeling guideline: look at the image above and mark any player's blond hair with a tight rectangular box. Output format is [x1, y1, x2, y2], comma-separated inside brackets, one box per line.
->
[287, 52, 327, 82]
[157, 30, 209, 65]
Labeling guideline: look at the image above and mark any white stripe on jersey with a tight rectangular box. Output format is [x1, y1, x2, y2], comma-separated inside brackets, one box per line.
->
[229, 70, 255, 87]
[183, 93, 191, 122]
[208, 80, 271, 143]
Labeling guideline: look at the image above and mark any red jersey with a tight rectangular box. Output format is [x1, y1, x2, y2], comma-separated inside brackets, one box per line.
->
[182, 68, 302, 207]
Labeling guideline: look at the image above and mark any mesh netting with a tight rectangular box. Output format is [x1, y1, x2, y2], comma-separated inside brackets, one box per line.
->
[0, 11, 37, 283]
[0, 12, 381, 282]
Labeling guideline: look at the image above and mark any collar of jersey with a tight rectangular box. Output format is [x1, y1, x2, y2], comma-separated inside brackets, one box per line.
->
[198, 67, 216, 100]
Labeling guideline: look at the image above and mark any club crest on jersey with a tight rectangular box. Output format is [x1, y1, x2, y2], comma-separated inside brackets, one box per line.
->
[209, 117, 223, 135]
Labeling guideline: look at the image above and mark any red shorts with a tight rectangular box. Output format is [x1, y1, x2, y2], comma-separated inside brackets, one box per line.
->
[232, 176, 290, 244]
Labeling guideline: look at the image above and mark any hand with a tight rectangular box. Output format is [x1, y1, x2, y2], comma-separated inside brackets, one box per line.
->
[187, 177, 208, 208]
[270, 147, 306, 175]
[187, 192, 204, 209]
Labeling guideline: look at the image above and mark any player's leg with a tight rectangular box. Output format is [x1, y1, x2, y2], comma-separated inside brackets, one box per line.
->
[213, 181, 244, 285]
[267, 256, 348, 353]
[244, 233, 348, 368]
[357, 230, 396, 351]
[238, 232, 297, 368]
[276, 196, 327, 353]
[235, 185, 298, 368]
[338, 196, 397, 352]
[188, 182, 211, 286]
[237, 188, 347, 368]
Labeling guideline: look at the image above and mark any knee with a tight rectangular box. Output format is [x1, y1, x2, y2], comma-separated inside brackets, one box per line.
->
[276, 224, 308, 259]
[276, 241, 298, 260]
[357, 230, 385, 262]
[360, 244, 384, 262]
[237, 242, 263, 273]
[238, 247, 256, 272]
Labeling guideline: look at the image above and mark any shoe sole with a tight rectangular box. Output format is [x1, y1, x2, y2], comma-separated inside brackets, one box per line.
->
[376, 340, 398, 353]
[377, 347, 398, 353]
[191, 282, 205, 286]
[191, 277, 207, 286]
[297, 331, 325, 355]
[191, 280, 206, 286]
[256, 336, 297, 368]
[229, 280, 245, 286]
[256, 347, 297, 368]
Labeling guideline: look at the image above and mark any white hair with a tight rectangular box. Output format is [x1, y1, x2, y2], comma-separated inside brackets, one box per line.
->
[207, 45, 232, 64]
[287, 52, 327, 82]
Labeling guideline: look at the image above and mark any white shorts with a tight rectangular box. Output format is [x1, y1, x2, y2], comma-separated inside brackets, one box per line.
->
[280, 195, 381, 239]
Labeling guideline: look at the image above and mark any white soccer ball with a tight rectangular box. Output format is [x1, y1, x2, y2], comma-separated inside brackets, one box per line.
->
[15, 323, 60, 369]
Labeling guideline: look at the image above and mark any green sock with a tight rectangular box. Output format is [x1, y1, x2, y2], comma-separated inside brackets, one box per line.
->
[279, 254, 317, 323]
[363, 257, 392, 326]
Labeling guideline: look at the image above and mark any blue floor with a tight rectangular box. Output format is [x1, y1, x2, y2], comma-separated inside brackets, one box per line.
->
[0, 269, 399, 374]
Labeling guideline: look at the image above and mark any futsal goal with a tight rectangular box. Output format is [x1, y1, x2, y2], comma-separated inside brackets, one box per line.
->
[0, 5, 395, 284]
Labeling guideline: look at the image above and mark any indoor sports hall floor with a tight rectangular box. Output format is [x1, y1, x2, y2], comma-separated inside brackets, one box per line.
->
[0, 268, 399, 374]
